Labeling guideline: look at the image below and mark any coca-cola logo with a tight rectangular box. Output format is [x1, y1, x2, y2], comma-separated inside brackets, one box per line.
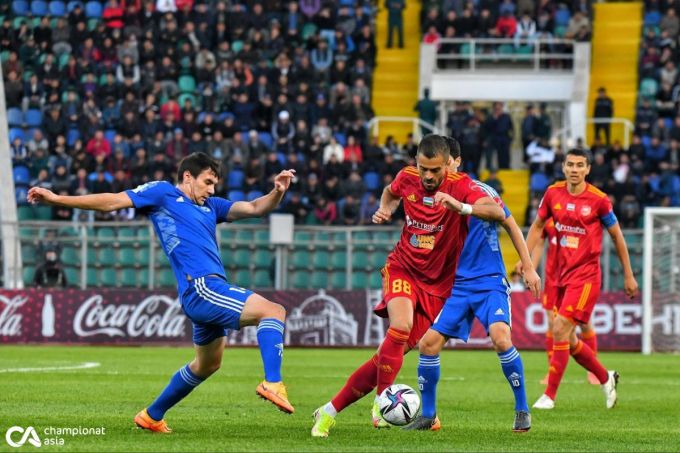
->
[0, 295, 27, 336]
[74, 295, 187, 338]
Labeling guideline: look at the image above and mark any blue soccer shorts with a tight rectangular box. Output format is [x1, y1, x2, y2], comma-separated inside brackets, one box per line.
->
[181, 275, 253, 345]
[431, 277, 512, 342]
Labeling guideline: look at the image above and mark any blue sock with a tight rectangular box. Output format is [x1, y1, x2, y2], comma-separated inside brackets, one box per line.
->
[498, 346, 529, 412]
[147, 364, 205, 421]
[418, 354, 440, 418]
[257, 318, 285, 382]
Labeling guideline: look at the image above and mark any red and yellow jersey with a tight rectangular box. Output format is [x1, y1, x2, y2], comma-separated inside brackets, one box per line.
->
[537, 181, 617, 286]
[542, 217, 559, 286]
[386, 166, 487, 298]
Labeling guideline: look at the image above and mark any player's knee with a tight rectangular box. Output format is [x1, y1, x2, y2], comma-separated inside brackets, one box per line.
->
[419, 337, 439, 356]
[552, 317, 572, 340]
[192, 359, 221, 378]
[492, 337, 513, 353]
[260, 301, 286, 321]
[390, 319, 413, 333]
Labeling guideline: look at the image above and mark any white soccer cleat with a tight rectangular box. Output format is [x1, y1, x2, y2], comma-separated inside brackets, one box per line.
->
[601, 370, 619, 409]
[532, 394, 555, 410]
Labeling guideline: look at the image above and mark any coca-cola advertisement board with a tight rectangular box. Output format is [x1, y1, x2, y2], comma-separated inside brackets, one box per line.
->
[0, 289, 642, 350]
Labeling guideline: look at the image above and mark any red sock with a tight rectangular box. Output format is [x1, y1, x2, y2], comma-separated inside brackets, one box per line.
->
[545, 332, 554, 364]
[545, 341, 570, 400]
[330, 354, 378, 412]
[580, 330, 597, 355]
[376, 327, 409, 394]
[570, 340, 608, 383]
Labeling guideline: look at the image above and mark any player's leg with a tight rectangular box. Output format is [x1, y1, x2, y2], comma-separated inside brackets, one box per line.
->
[541, 309, 554, 384]
[239, 292, 294, 413]
[377, 296, 414, 393]
[535, 313, 574, 408]
[579, 321, 600, 384]
[136, 331, 226, 432]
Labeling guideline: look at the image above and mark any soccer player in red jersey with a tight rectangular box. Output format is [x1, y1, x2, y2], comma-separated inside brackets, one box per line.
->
[311, 134, 506, 437]
[532, 218, 600, 385]
[523, 149, 638, 410]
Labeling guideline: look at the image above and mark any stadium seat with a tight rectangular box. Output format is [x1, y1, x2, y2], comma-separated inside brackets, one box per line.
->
[352, 231, 371, 251]
[104, 129, 117, 144]
[233, 248, 251, 267]
[228, 190, 246, 202]
[61, 247, 80, 266]
[121, 268, 137, 287]
[369, 272, 383, 289]
[84, 1, 102, 17]
[158, 269, 175, 287]
[15, 187, 29, 206]
[25, 109, 42, 127]
[49, 1, 67, 16]
[293, 230, 312, 244]
[234, 269, 251, 287]
[137, 268, 149, 287]
[311, 271, 328, 288]
[254, 229, 269, 245]
[64, 267, 79, 286]
[247, 190, 264, 201]
[352, 251, 369, 270]
[31, 1, 49, 16]
[529, 173, 550, 193]
[253, 270, 272, 288]
[330, 271, 347, 289]
[313, 250, 330, 269]
[227, 170, 245, 189]
[291, 250, 310, 269]
[301, 22, 317, 40]
[17, 205, 33, 220]
[254, 249, 272, 268]
[178, 93, 197, 107]
[87, 268, 97, 286]
[644, 10, 662, 26]
[640, 78, 658, 98]
[331, 251, 347, 269]
[13, 166, 30, 185]
[7, 108, 23, 127]
[21, 243, 36, 265]
[67, 0, 83, 11]
[11, 1, 29, 15]
[351, 271, 368, 289]
[370, 251, 388, 268]
[333, 132, 347, 146]
[118, 247, 136, 267]
[98, 248, 116, 267]
[67, 128, 81, 146]
[291, 272, 308, 289]
[87, 17, 99, 30]
[100, 268, 118, 287]
[258, 132, 273, 149]
[35, 206, 53, 220]
[178, 75, 196, 93]
[23, 266, 35, 285]
[9, 128, 25, 143]
[363, 172, 380, 191]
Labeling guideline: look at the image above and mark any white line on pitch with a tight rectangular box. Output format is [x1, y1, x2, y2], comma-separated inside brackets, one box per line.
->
[0, 362, 101, 373]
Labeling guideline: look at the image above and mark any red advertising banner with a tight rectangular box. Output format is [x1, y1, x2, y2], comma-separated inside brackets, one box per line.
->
[0, 289, 642, 351]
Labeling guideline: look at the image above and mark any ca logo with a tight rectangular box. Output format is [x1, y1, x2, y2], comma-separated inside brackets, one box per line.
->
[5, 426, 41, 448]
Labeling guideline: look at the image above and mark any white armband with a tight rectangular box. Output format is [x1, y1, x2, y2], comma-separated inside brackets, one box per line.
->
[460, 203, 473, 215]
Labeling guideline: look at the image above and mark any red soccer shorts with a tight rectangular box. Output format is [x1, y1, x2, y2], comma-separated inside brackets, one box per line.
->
[542, 281, 559, 311]
[373, 263, 446, 349]
[555, 281, 600, 324]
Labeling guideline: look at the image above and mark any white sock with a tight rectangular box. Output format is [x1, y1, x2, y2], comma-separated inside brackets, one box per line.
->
[323, 402, 338, 417]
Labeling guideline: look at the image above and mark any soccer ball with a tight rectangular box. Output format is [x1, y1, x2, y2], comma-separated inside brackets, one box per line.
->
[377, 384, 420, 426]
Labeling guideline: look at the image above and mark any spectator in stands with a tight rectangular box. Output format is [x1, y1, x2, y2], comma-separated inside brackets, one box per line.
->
[635, 97, 657, 137]
[313, 198, 337, 225]
[660, 7, 679, 38]
[514, 12, 537, 47]
[386, 0, 406, 48]
[565, 11, 591, 39]
[593, 87, 614, 144]
[33, 250, 68, 288]
[495, 11, 518, 38]
[414, 88, 438, 134]
[488, 102, 514, 169]
[483, 170, 505, 196]
[422, 25, 442, 47]
[283, 192, 310, 224]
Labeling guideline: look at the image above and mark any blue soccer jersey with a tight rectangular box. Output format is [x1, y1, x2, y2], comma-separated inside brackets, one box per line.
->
[126, 181, 233, 296]
[454, 180, 512, 285]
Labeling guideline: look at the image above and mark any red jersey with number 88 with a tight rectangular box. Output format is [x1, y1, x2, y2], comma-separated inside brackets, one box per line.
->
[385, 166, 487, 298]
[537, 181, 618, 286]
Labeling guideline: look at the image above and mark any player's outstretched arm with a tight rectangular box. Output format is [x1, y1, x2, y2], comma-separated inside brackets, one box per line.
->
[433, 193, 505, 221]
[227, 169, 295, 221]
[372, 185, 401, 224]
[607, 223, 639, 298]
[501, 214, 541, 298]
[27, 187, 133, 212]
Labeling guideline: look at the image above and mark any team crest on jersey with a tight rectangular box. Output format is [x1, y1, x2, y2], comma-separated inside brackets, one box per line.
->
[553, 202, 561, 210]
[581, 206, 591, 216]
[423, 197, 434, 207]
[407, 194, 417, 203]
[410, 234, 435, 250]
[560, 236, 579, 249]
[199, 206, 211, 213]
[566, 203, 575, 211]
[176, 196, 184, 202]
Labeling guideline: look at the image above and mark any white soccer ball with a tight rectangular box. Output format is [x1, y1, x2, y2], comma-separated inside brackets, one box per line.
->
[377, 384, 421, 426]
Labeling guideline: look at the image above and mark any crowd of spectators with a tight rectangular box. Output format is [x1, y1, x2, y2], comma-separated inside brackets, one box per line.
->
[6, 0, 425, 225]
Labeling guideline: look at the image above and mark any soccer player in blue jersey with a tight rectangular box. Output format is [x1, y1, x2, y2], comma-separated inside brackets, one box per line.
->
[27, 152, 296, 432]
[405, 137, 541, 432]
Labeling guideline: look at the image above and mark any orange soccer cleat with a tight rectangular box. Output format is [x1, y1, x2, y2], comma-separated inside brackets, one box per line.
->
[256, 381, 295, 414]
[134, 409, 172, 433]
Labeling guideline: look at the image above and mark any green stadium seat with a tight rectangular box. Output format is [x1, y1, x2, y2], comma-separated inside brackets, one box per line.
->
[21, 244, 36, 265]
[61, 246, 80, 266]
[301, 22, 317, 40]
[17, 206, 34, 220]
[370, 251, 389, 268]
[254, 249, 273, 268]
[304, 212, 320, 224]
[294, 230, 312, 244]
[87, 268, 97, 287]
[291, 272, 308, 289]
[136, 248, 150, 266]
[34, 206, 53, 220]
[233, 248, 251, 268]
[220, 248, 232, 266]
[86, 247, 96, 267]
[313, 251, 330, 269]
[178, 75, 196, 93]
[369, 272, 383, 289]
[254, 229, 269, 245]
[121, 268, 137, 287]
[234, 269, 251, 287]
[137, 268, 149, 287]
[118, 227, 136, 241]
[235, 230, 254, 243]
[178, 93, 197, 108]
[100, 268, 117, 287]
[64, 267, 79, 286]
[331, 251, 347, 270]
[253, 270, 272, 288]
[291, 250, 310, 269]
[87, 18, 99, 31]
[23, 266, 34, 285]
[351, 271, 368, 289]
[159, 269, 175, 287]
[372, 231, 391, 244]
[98, 248, 116, 266]
[118, 247, 136, 267]
[58, 226, 80, 238]
[352, 251, 369, 271]
[220, 228, 236, 243]
[640, 78, 658, 98]
[311, 271, 328, 288]
[331, 271, 347, 289]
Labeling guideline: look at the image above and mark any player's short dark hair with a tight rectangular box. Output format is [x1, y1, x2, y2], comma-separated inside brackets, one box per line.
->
[443, 135, 461, 159]
[565, 148, 592, 165]
[177, 152, 222, 182]
[417, 134, 449, 160]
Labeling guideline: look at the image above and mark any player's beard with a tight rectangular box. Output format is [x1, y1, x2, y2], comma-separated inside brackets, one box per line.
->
[421, 177, 442, 192]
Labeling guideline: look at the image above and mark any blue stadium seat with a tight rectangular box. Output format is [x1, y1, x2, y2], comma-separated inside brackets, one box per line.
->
[228, 190, 246, 202]
[227, 169, 245, 189]
[7, 108, 23, 127]
[12, 1, 29, 15]
[104, 129, 117, 144]
[67, 128, 80, 146]
[529, 173, 549, 193]
[66, 0, 83, 12]
[258, 132, 273, 149]
[246, 190, 264, 201]
[85, 1, 102, 17]
[9, 128, 25, 143]
[644, 10, 662, 26]
[554, 8, 570, 26]
[15, 187, 29, 205]
[24, 109, 42, 127]
[363, 172, 380, 191]
[49, 1, 67, 16]
[31, 1, 48, 16]
[13, 166, 30, 185]
[334, 132, 347, 146]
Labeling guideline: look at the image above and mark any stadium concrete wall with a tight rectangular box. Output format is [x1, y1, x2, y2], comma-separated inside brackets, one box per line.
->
[0, 289, 641, 351]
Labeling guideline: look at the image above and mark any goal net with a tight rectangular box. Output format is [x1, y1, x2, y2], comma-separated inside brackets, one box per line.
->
[643, 208, 680, 354]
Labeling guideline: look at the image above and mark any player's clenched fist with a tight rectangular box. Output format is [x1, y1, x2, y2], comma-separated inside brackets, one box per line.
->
[27, 187, 58, 205]
[274, 169, 296, 193]
[372, 207, 392, 224]
[624, 275, 638, 299]
[433, 192, 462, 212]
[522, 267, 542, 299]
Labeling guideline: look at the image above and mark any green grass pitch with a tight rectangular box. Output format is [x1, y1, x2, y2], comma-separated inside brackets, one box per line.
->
[0, 346, 679, 452]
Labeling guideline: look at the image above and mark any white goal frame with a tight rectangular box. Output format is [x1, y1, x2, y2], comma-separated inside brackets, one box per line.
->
[642, 207, 680, 355]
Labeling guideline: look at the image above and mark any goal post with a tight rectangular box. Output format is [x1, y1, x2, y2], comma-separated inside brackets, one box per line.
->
[642, 207, 680, 354]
